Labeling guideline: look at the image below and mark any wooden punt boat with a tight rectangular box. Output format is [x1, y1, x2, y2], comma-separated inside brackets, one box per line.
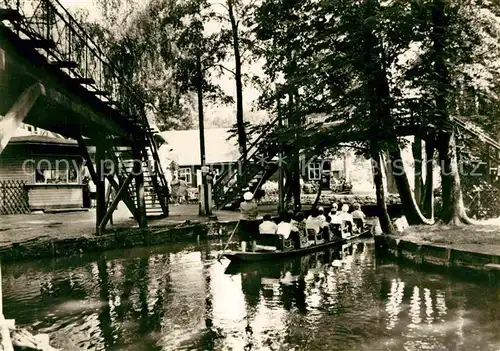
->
[221, 229, 371, 263]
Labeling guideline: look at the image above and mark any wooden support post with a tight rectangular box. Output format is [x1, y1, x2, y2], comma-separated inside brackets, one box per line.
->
[132, 144, 147, 228]
[78, 129, 138, 221]
[105, 181, 114, 226]
[77, 136, 98, 184]
[97, 173, 134, 234]
[95, 144, 106, 234]
[106, 175, 139, 222]
[0, 83, 45, 154]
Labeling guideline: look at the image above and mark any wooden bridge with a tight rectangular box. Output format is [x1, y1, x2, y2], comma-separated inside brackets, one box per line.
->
[213, 113, 500, 210]
[0, 0, 169, 233]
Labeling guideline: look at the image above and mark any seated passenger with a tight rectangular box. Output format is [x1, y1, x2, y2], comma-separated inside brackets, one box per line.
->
[339, 204, 353, 223]
[306, 207, 322, 234]
[259, 214, 278, 234]
[322, 216, 332, 241]
[317, 206, 326, 222]
[328, 203, 339, 217]
[351, 202, 366, 232]
[339, 204, 353, 235]
[294, 212, 309, 247]
[351, 203, 366, 222]
[277, 211, 299, 249]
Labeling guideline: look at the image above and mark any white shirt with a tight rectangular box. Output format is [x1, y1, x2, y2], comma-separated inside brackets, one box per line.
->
[339, 212, 353, 223]
[259, 220, 278, 234]
[305, 216, 323, 233]
[352, 210, 366, 219]
[276, 222, 298, 239]
[330, 214, 342, 224]
[318, 214, 326, 222]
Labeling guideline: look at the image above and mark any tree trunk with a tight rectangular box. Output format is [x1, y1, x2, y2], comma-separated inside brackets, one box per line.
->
[388, 146, 434, 225]
[421, 137, 435, 219]
[227, 0, 247, 160]
[432, 0, 471, 225]
[371, 149, 394, 234]
[291, 154, 301, 211]
[312, 182, 323, 210]
[437, 130, 472, 224]
[383, 152, 398, 194]
[413, 136, 424, 203]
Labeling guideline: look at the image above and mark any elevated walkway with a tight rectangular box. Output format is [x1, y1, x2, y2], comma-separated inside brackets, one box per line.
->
[0, 0, 169, 230]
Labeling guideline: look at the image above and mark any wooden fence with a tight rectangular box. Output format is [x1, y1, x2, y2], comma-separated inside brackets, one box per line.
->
[0, 180, 30, 215]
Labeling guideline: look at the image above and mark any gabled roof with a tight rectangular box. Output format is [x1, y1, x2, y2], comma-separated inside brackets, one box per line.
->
[160, 128, 240, 166]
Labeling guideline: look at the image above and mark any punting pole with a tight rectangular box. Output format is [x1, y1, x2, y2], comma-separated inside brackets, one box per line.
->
[217, 175, 267, 262]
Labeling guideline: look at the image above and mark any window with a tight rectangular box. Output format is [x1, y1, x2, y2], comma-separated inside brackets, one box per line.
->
[68, 161, 78, 183]
[308, 162, 322, 180]
[35, 160, 80, 184]
[35, 167, 47, 183]
[179, 168, 192, 184]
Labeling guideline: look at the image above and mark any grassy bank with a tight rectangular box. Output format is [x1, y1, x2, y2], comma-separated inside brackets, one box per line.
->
[394, 218, 500, 255]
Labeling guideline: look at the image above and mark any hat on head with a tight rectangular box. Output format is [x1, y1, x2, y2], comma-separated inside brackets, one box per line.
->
[243, 192, 253, 201]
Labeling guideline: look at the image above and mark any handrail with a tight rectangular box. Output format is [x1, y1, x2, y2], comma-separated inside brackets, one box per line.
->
[1, 0, 151, 129]
[214, 116, 280, 190]
[453, 116, 500, 151]
[1, 0, 169, 209]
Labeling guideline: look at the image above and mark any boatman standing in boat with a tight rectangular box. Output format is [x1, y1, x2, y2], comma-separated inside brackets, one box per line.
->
[240, 191, 259, 252]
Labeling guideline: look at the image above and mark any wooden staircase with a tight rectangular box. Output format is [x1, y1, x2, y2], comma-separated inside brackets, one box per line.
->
[213, 117, 281, 209]
[110, 136, 168, 218]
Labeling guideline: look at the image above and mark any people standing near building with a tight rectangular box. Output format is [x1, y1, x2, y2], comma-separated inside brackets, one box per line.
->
[239, 191, 259, 252]
[171, 175, 180, 205]
[88, 178, 96, 208]
[82, 176, 91, 208]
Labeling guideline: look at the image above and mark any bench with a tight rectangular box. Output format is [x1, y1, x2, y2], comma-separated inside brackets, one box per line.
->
[307, 229, 323, 245]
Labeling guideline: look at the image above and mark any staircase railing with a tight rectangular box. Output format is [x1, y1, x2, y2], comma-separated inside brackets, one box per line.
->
[1, 0, 169, 214]
[214, 116, 280, 187]
[1, 0, 157, 131]
[213, 116, 281, 204]
[453, 116, 500, 151]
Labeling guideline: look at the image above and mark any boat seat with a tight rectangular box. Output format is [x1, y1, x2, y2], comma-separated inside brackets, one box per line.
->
[307, 229, 323, 244]
[256, 234, 284, 249]
[341, 220, 353, 238]
[353, 218, 364, 233]
[329, 223, 342, 239]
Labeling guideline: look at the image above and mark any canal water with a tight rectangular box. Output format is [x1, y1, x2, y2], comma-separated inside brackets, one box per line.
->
[2, 241, 500, 350]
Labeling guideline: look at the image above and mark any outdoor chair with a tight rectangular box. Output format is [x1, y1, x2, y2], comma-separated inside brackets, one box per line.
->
[341, 221, 353, 238]
[353, 218, 364, 233]
[329, 223, 342, 239]
[307, 228, 323, 245]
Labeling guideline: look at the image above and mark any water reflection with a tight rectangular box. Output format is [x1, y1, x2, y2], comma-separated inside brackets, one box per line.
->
[2, 242, 500, 350]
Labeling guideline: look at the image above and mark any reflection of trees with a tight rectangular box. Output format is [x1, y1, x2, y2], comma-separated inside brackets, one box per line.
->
[96, 256, 115, 350]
